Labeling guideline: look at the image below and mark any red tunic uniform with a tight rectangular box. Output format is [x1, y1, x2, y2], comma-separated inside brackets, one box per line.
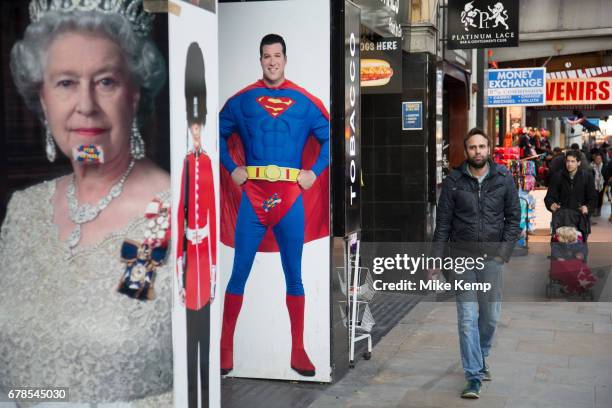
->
[176, 149, 217, 310]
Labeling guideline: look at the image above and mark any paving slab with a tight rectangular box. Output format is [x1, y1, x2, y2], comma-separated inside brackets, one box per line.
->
[507, 317, 593, 332]
[308, 302, 610, 408]
[593, 322, 612, 334]
[487, 350, 570, 368]
[537, 365, 612, 387]
[496, 327, 556, 343]
[569, 355, 612, 370]
[396, 389, 507, 408]
[595, 384, 612, 408]
[503, 382, 595, 408]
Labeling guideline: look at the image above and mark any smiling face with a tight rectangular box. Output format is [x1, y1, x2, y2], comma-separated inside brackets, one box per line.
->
[40, 31, 139, 164]
[260, 42, 286, 87]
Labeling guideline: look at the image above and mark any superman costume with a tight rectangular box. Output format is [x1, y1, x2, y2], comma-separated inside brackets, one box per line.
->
[176, 148, 216, 407]
[219, 79, 330, 377]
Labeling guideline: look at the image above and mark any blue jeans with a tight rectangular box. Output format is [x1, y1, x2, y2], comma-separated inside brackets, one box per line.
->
[455, 260, 503, 382]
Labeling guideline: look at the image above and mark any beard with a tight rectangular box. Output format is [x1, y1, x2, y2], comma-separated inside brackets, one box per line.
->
[467, 156, 488, 169]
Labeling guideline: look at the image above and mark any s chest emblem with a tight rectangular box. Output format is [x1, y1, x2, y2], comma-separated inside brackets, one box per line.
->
[256, 96, 295, 118]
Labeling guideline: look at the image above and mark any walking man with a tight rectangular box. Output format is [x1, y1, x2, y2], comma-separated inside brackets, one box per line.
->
[432, 128, 521, 398]
[545, 150, 597, 234]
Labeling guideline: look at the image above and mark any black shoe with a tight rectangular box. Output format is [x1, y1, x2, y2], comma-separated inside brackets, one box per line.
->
[461, 380, 481, 399]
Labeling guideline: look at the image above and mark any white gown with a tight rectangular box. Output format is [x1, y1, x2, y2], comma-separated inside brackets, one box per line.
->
[0, 180, 173, 407]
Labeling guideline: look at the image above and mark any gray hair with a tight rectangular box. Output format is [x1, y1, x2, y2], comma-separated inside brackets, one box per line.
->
[10, 10, 166, 122]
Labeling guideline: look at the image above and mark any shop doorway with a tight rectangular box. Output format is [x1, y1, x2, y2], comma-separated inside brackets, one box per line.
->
[443, 75, 468, 168]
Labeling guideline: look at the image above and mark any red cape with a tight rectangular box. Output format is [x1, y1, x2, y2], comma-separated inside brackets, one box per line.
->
[220, 80, 330, 252]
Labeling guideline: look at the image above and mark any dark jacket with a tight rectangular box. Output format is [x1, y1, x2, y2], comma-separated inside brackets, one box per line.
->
[433, 161, 521, 260]
[545, 168, 598, 215]
[603, 161, 612, 185]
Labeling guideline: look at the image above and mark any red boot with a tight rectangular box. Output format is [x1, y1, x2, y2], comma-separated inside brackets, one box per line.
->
[220, 293, 243, 375]
[286, 294, 316, 377]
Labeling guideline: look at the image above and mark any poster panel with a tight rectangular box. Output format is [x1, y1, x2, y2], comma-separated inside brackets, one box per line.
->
[169, 2, 220, 407]
[447, 0, 519, 50]
[402, 101, 423, 130]
[219, 0, 331, 382]
[360, 36, 401, 94]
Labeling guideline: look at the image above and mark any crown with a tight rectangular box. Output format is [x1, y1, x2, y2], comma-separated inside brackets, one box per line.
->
[29, 0, 155, 37]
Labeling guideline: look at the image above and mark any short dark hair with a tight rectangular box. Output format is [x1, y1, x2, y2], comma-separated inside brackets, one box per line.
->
[463, 127, 489, 149]
[566, 150, 581, 162]
[260, 34, 286, 58]
[570, 143, 580, 150]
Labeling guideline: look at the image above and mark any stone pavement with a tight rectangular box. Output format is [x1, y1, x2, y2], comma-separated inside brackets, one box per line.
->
[309, 301, 612, 408]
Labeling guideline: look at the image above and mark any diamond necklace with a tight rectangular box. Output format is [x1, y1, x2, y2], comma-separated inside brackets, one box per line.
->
[66, 158, 136, 250]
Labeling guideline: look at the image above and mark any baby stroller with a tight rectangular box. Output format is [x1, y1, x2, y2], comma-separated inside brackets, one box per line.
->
[547, 208, 595, 300]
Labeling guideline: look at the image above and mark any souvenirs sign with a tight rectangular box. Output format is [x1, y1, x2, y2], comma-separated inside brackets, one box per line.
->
[546, 78, 612, 105]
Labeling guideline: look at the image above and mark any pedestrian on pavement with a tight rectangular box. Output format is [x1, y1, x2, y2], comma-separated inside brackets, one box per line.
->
[548, 143, 590, 176]
[591, 152, 606, 218]
[602, 158, 612, 222]
[601, 142, 610, 165]
[544, 147, 564, 186]
[545, 150, 598, 232]
[432, 128, 521, 399]
[538, 129, 552, 156]
[518, 128, 535, 158]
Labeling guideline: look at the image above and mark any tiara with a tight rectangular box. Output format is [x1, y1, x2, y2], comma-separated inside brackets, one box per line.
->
[29, 0, 155, 37]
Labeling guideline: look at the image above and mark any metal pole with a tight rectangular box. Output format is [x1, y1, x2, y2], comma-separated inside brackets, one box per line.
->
[349, 239, 361, 366]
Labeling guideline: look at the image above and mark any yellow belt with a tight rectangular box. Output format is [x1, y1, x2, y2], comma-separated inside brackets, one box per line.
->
[246, 165, 300, 182]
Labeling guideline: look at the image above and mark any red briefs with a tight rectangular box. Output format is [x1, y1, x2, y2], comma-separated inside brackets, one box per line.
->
[243, 180, 301, 227]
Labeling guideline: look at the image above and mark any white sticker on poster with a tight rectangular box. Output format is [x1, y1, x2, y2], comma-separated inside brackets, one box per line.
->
[219, 0, 331, 383]
[170, 2, 220, 407]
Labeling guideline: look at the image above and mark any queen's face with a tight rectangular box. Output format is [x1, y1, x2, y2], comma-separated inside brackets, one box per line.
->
[40, 31, 139, 164]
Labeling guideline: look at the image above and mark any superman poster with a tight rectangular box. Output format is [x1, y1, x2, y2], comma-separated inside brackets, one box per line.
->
[218, 0, 332, 382]
[169, 2, 220, 407]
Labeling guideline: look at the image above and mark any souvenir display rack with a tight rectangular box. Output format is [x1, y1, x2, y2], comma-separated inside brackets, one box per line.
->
[338, 239, 375, 368]
[494, 147, 539, 249]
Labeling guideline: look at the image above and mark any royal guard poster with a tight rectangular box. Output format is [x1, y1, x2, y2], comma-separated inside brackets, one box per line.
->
[169, 2, 220, 407]
[218, 0, 332, 382]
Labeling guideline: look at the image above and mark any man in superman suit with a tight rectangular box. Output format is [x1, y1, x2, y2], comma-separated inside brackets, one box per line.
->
[219, 34, 329, 377]
[176, 42, 216, 408]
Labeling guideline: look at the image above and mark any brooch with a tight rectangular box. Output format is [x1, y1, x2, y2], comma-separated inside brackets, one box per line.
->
[118, 198, 170, 300]
[262, 193, 282, 212]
